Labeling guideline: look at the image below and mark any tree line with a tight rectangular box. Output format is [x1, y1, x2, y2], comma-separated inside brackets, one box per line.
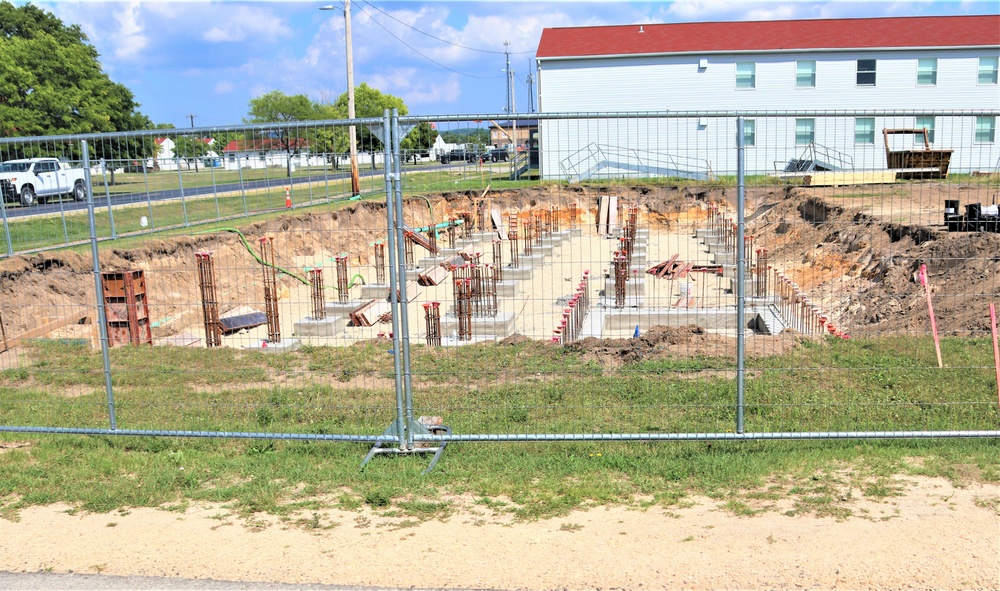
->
[0, 1, 440, 168]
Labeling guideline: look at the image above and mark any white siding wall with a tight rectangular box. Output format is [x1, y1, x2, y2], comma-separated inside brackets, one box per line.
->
[537, 48, 1000, 178]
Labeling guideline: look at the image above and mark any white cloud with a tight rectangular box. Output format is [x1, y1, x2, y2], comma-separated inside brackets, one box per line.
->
[201, 6, 292, 43]
[113, 1, 149, 60]
[368, 69, 463, 106]
[214, 81, 236, 95]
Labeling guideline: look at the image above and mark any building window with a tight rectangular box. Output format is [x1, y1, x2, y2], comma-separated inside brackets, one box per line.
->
[796, 60, 816, 88]
[917, 58, 937, 86]
[741, 119, 756, 147]
[795, 118, 815, 145]
[736, 62, 756, 89]
[980, 57, 999, 85]
[855, 118, 875, 145]
[975, 116, 996, 143]
[915, 116, 935, 145]
[857, 59, 876, 86]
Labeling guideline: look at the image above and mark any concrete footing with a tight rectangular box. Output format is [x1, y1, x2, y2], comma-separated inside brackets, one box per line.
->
[440, 311, 516, 339]
[294, 316, 347, 337]
[245, 338, 301, 353]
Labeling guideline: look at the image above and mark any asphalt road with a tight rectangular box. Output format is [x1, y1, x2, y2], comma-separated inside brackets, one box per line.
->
[0, 572, 505, 591]
[2, 160, 476, 220]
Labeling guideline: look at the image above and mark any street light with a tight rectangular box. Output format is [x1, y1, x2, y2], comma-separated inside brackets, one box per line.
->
[320, 2, 360, 196]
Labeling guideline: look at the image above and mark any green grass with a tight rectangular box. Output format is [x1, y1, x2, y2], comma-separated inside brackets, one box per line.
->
[0, 334, 997, 523]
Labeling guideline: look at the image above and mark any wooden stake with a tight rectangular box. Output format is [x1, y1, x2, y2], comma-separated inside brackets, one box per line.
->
[990, 303, 1000, 411]
[919, 264, 943, 368]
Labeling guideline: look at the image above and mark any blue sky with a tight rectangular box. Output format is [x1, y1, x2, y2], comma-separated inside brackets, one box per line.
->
[30, 1, 1000, 128]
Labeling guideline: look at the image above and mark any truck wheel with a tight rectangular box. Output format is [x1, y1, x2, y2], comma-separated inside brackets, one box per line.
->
[73, 181, 87, 202]
[19, 185, 36, 206]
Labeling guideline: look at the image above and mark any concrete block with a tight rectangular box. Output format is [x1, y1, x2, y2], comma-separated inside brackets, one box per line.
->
[294, 316, 347, 337]
[360, 284, 390, 300]
[244, 338, 301, 353]
[504, 266, 533, 280]
[440, 311, 516, 339]
[325, 301, 364, 317]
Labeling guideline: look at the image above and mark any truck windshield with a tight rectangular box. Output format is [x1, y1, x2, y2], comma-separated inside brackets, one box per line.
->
[0, 162, 31, 173]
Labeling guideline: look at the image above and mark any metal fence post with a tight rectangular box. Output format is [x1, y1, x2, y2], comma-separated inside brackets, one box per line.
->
[238, 164, 248, 216]
[211, 162, 220, 220]
[142, 165, 154, 229]
[0, 198, 11, 257]
[99, 159, 117, 240]
[736, 116, 746, 434]
[391, 108, 416, 450]
[176, 162, 189, 226]
[83, 142, 117, 430]
[382, 109, 406, 447]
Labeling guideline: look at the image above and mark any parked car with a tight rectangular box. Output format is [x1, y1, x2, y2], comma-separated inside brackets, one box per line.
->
[480, 148, 510, 163]
[0, 158, 87, 206]
[439, 149, 467, 165]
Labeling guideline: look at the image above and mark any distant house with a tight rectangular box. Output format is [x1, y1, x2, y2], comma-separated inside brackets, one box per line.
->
[153, 137, 216, 170]
[490, 119, 537, 150]
[535, 15, 1000, 178]
[221, 138, 312, 170]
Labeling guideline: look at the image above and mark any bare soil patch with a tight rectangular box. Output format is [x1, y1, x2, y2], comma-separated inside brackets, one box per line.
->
[0, 476, 996, 589]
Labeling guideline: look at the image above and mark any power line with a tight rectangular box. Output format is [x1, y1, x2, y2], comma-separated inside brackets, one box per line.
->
[352, 2, 503, 80]
[358, 0, 535, 55]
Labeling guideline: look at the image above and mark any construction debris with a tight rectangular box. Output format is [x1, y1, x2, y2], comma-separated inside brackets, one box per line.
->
[349, 300, 392, 327]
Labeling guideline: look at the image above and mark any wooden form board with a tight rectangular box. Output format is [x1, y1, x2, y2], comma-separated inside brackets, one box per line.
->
[771, 169, 941, 187]
[597, 195, 620, 234]
[491, 209, 507, 240]
[349, 300, 391, 327]
[0, 308, 89, 353]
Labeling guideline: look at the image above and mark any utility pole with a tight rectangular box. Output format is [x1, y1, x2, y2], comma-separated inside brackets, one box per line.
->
[345, 0, 360, 196]
[526, 59, 535, 112]
[321, 2, 360, 196]
[186, 114, 199, 172]
[504, 42, 516, 114]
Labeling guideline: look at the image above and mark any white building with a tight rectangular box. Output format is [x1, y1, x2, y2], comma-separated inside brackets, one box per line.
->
[535, 15, 1000, 179]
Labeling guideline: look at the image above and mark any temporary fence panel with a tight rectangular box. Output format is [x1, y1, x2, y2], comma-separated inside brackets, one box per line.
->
[1, 110, 998, 449]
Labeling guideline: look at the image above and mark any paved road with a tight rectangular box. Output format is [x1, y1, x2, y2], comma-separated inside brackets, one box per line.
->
[0, 572, 504, 591]
[3, 161, 475, 220]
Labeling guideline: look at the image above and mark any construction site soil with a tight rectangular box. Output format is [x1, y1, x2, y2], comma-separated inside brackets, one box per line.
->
[1, 181, 998, 361]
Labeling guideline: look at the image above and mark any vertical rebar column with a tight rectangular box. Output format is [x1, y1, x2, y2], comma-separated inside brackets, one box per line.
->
[455, 279, 472, 341]
[534, 216, 543, 246]
[476, 201, 487, 233]
[613, 252, 628, 308]
[374, 242, 386, 285]
[492, 240, 503, 282]
[336, 254, 349, 303]
[403, 234, 415, 269]
[460, 212, 473, 238]
[446, 221, 457, 249]
[310, 268, 326, 320]
[423, 302, 441, 347]
[427, 228, 437, 254]
[509, 228, 520, 268]
[259, 236, 280, 344]
[195, 252, 223, 347]
[522, 220, 533, 256]
[488, 264, 499, 316]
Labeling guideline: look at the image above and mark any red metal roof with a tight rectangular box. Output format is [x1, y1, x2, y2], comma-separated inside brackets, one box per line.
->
[536, 15, 1000, 59]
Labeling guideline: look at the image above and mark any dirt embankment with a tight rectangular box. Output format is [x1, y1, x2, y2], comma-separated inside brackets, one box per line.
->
[0, 182, 995, 343]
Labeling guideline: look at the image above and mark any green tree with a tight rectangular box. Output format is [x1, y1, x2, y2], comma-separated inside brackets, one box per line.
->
[0, 1, 152, 159]
[326, 83, 407, 153]
[245, 90, 320, 177]
[400, 122, 437, 160]
[173, 136, 209, 170]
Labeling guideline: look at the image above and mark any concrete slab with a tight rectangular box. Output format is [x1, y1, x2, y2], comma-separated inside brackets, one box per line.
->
[504, 266, 533, 280]
[440, 311, 516, 339]
[325, 301, 364, 317]
[360, 284, 390, 300]
[245, 338, 301, 353]
[294, 316, 347, 337]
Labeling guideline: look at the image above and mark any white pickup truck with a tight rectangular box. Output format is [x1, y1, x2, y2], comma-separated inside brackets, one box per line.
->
[0, 158, 88, 206]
